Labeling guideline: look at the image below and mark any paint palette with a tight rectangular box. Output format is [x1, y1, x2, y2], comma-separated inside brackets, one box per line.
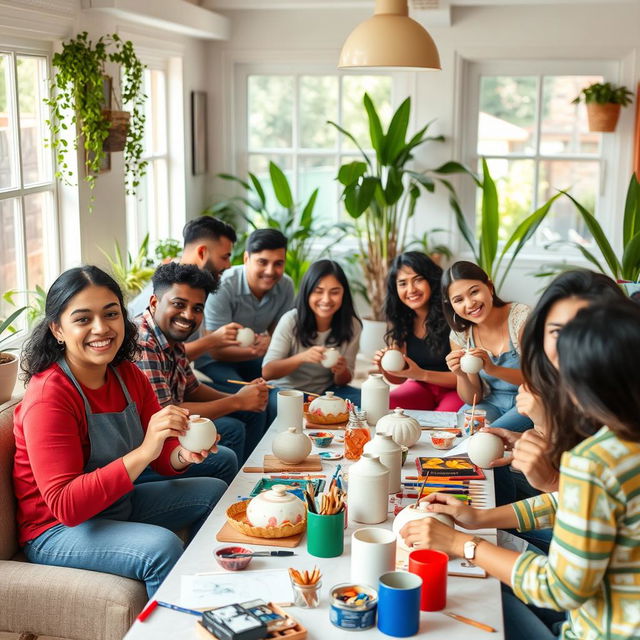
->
[318, 451, 343, 460]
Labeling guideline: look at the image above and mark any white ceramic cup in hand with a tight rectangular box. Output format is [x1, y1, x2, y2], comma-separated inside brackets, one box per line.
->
[321, 347, 340, 368]
[179, 415, 217, 452]
[236, 326, 256, 348]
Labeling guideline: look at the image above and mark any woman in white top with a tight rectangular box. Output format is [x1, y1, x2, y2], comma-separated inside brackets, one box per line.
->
[262, 260, 362, 415]
[442, 261, 532, 432]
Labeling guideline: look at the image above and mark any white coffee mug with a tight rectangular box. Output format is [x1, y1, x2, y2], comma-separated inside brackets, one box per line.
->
[350, 527, 397, 590]
[321, 347, 340, 368]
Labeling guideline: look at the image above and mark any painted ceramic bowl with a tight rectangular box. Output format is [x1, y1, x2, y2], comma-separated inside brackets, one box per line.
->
[429, 431, 456, 450]
[214, 545, 253, 571]
[309, 431, 334, 448]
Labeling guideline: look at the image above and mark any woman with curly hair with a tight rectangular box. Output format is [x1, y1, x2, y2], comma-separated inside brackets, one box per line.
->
[13, 266, 224, 597]
[374, 252, 462, 411]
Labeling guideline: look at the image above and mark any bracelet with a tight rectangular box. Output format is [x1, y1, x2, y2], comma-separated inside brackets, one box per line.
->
[177, 448, 189, 465]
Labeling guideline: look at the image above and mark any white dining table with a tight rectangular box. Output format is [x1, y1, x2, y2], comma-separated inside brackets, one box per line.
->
[124, 412, 505, 639]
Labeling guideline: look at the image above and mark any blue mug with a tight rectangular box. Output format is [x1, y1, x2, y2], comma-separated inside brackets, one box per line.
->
[377, 571, 422, 637]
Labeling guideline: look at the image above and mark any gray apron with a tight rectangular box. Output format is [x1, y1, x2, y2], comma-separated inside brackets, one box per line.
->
[57, 358, 144, 521]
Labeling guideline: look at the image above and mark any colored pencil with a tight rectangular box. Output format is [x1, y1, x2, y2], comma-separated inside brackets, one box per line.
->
[443, 611, 496, 633]
[226, 379, 274, 389]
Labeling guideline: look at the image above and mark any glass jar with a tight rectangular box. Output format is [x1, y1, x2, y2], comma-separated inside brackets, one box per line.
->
[291, 579, 322, 608]
[344, 410, 371, 460]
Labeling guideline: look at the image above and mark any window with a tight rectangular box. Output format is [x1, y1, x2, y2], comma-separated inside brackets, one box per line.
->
[464, 61, 616, 250]
[126, 50, 186, 258]
[243, 72, 393, 224]
[0, 48, 57, 327]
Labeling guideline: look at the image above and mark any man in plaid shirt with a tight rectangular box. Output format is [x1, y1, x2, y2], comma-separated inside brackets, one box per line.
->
[136, 263, 268, 471]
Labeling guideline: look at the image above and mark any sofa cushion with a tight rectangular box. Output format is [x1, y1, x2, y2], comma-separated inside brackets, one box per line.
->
[0, 399, 20, 561]
[0, 560, 147, 640]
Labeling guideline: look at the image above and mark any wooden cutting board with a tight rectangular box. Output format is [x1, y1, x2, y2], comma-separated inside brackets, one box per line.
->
[215, 521, 303, 548]
[260, 454, 323, 472]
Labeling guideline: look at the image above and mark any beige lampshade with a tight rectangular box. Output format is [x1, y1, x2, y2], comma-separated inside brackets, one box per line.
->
[338, 0, 441, 71]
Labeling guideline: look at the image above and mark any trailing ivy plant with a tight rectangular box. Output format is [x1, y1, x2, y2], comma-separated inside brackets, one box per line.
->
[44, 32, 147, 201]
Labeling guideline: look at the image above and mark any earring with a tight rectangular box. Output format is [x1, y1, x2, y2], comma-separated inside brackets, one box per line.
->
[453, 312, 458, 324]
[57, 339, 65, 349]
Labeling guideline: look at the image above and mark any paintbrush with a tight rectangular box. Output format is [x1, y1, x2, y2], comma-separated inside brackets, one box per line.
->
[414, 472, 429, 507]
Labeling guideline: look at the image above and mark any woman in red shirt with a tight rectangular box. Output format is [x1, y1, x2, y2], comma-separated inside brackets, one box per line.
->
[13, 266, 225, 597]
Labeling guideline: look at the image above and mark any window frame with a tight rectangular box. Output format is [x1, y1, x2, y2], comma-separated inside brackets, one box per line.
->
[0, 41, 59, 343]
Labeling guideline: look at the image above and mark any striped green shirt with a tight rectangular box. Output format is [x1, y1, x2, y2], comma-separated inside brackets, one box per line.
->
[511, 426, 640, 640]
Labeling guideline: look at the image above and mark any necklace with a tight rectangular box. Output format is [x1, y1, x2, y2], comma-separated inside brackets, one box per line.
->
[474, 325, 506, 357]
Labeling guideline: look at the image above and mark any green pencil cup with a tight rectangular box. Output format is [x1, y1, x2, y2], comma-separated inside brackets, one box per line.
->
[307, 509, 345, 558]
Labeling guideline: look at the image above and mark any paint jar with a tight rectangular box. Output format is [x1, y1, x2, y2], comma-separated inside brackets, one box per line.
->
[330, 583, 378, 631]
[291, 579, 322, 608]
[463, 408, 487, 436]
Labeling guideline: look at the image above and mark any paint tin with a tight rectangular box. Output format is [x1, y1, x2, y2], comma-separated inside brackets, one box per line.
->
[330, 583, 377, 631]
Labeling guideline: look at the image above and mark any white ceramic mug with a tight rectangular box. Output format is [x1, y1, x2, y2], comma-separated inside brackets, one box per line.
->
[321, 347, 340, 368]
[350, 527, 397, 589]
[276, 389, 304, 433]
[236, 326, 256, 348]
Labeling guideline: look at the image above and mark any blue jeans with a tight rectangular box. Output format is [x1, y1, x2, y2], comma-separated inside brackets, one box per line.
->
[23, 477, 223, 597]
[136, 444, 238, 486]
[266, 384, 361, 429]
[502, 587, 562, 640]
[458, 402, 533, 433]
[197, 358, 263, 394]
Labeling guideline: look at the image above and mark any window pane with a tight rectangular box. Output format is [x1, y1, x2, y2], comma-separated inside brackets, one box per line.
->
[248, 75, 293, 149]
[248, 154, 293, 220]
[0, 54, 18, 190]
[537, 160, 599, 244]
[146, 69, 167, 155]
[299, 155, 337, 225]
[0, 197, 19, 318]
[479, 158, 535, 242]
[18, 55, 51, 185]
[23, 191, 53, 290]
[540, 75, 602, 155]
[300, 76, 338, 149]
[478, 76, 537, 155]
[342, 76, 392, 152]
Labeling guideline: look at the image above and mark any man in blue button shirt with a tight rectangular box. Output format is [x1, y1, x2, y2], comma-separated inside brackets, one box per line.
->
[196, 229, 294, 392]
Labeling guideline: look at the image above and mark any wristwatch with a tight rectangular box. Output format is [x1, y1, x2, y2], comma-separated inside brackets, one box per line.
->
[463, 536, 485, 564]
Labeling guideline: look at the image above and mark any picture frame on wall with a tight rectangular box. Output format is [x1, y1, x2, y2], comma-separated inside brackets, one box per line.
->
[191, 91, 208, 175]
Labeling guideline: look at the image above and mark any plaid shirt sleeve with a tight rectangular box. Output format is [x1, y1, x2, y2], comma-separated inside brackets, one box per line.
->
[184, 359, 200, 397]
[136, 341, 174, 407]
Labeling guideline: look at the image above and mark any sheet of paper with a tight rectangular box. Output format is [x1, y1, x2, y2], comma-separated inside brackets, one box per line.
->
[181, 569, 293, 610]
[442, 438, 469, 457]
[404, 410, 457, 428]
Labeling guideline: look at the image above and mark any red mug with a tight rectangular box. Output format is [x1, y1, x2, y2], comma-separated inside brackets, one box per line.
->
[408, 549, 448, 611]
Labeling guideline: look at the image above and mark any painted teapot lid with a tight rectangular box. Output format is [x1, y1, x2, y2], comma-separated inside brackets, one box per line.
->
[309, 391, 347, 414]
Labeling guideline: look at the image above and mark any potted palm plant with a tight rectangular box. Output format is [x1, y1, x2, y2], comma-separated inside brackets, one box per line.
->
[0, 306, 27, 404]
[536, 173, 640, 292]
[572, 82, 633, 132]
[433, 158, 562, 291]
[207, 161, 349, 290]
[328, 93, 444, 354]
[45, 32, 147, 202]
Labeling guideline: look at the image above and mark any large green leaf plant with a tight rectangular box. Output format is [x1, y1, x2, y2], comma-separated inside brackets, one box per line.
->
[433, 158, 563, 292]
[328, 93, 444, 320]
[207, 162, 349, 290]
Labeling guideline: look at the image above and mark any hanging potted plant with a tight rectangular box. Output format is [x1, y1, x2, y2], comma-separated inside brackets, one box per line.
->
[572, 82, 633, 132]
[45, 32, 147, 200]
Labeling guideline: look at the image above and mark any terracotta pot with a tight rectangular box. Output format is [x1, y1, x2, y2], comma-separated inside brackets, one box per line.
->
[586, 103, 621, 132]
[102, 109, 130, 151]
[0, 353, 18, 404]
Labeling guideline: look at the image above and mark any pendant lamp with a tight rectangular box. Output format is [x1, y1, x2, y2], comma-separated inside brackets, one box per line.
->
[338, 0, 441, 71]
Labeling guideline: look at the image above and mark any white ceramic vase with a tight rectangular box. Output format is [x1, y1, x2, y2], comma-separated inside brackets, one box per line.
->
[359, 318, 387, 359]
[363, 432, 402, 493]
[246, 484, 307, 527]
[178, 415, 217, 452]
[236, 327, 256, 348]
[376, 407, 421, 448]
[347, 453, 389, 524]
[360, 373, 390, 427]
[272, 427, 312, 464]
[467, 432, 504, 468]
[276, 389, 304, 433]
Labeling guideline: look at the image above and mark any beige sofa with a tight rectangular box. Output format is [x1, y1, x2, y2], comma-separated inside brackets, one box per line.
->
[0, 398, 147, 640]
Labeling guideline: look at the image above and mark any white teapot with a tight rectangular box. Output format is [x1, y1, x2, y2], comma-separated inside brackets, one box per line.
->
[246, 484, 307, 528]
[308, 391, 347, 419]
[376, 407, 421, 448]
[179, 415, 217, 452]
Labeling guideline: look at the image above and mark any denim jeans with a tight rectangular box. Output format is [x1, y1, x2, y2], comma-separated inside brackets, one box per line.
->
[197, 358, 264, 394]
[458, 402, 533, 433]
[136, 444, 238, 486]
[23, 477, 223, 597]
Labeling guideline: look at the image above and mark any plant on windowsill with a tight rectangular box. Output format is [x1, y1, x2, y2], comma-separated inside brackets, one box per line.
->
[535, 173, 640, 291]
[100, 233, 155, 300]
[572, 82, 633, 132]
[328, 93, 445, 321]
[432, 158, 563, 292]
[0, 305, 27, 404]
[44, 31, 148, 205]
[206, 161, 350, 290]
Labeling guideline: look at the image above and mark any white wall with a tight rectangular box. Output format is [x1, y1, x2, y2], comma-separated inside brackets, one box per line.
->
[206, 3, 640, 305]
